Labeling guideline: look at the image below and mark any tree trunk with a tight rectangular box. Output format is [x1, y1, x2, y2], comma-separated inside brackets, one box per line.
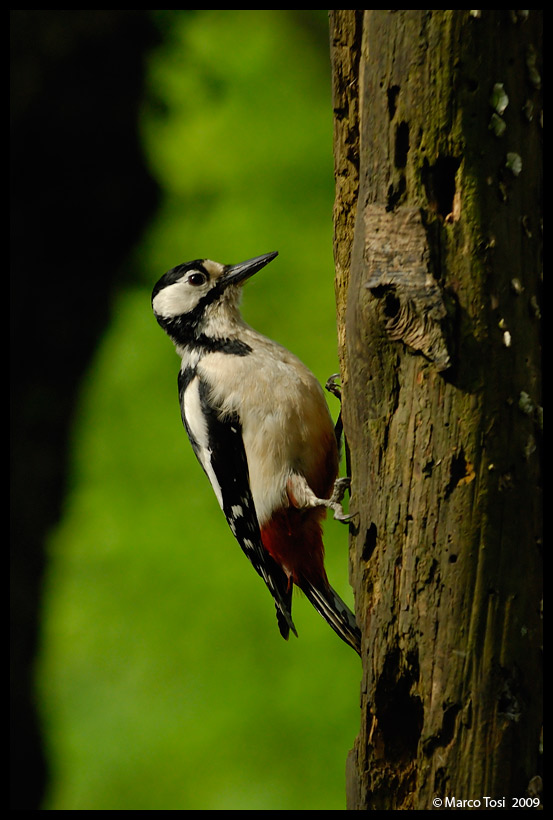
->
[330, 10, 542, 810]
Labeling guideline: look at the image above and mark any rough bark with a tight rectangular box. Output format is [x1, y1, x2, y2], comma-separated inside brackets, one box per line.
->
[330, 10, 542, 810]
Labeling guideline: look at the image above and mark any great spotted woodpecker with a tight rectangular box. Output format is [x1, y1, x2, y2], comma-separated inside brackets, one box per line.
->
[151, 251, 361, 655]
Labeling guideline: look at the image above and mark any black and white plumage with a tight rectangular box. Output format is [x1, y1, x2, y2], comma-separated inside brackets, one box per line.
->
[151, 252, 361, 654]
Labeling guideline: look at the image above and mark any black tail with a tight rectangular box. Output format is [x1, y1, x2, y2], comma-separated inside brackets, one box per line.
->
[299, 578, 361, 656]
[274, 580, 296, 641]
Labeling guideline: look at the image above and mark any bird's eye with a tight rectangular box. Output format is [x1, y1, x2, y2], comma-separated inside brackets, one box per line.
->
[188, 272, 207, 287]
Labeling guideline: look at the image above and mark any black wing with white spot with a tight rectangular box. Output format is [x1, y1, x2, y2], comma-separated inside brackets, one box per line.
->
[179, 370, 296, 639]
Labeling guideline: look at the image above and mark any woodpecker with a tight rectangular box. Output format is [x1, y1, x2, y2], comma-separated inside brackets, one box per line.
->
[151, 251, 361, 655]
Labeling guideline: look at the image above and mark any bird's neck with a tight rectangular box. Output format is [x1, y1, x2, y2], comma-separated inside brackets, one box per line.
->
[173, 301, 253, 360]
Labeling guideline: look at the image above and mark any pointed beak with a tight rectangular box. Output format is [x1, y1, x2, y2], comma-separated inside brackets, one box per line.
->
[220, 251, 278, 287]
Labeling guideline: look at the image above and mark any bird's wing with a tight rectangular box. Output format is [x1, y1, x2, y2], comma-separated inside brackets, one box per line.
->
[178, 368, 296, 639]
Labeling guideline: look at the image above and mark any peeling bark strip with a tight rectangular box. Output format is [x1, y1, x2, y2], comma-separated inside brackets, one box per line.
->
[364, 205, 451, 371]
[331, 9, 542, 811]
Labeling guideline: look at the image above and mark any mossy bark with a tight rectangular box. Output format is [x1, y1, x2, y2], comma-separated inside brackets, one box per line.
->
[330, 10, 542, 810]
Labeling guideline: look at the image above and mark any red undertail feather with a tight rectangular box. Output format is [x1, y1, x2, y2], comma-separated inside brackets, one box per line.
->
[261, 508, 361, 655]
[261, 507, 328, 588]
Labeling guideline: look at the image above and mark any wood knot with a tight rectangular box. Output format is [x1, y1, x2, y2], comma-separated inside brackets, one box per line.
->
[364, 205, 452, 371]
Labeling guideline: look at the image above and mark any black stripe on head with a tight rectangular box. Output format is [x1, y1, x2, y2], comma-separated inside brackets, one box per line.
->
[153, 261, 253, 356]
[151, 260, 207, 303]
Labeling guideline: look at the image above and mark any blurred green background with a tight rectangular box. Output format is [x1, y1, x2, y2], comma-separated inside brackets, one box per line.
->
[33, 10, 360, 810]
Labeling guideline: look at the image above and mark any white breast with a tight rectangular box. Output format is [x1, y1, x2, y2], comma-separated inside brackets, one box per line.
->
[195, 329, 335, 526]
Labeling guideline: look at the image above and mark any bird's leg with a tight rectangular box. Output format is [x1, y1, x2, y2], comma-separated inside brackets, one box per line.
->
[324, 373, 356, 523]
[329, 476, 350, 503]
[286, 473, 355, 524]
[325, 373, 345, 454]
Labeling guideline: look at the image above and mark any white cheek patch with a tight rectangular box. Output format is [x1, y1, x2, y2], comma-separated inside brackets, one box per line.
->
[153, 279, 203, 318]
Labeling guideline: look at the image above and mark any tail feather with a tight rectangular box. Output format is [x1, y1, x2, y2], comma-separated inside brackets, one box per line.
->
[299, 578, 361, 656]
[274, 582, 296, 640]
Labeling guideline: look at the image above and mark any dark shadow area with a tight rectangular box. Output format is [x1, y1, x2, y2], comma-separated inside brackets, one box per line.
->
[10, 11, 160, 809]
[421, 155, 461, 220]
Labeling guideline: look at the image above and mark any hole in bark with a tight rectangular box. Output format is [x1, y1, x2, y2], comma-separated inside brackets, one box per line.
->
[375, 649, 423, 762]
[445, 448, 468, 498]
[498, 667, 523, 721]
[394, 121, 410, 168]
[386, 176, 406, 211]
[362, 523, 377, 561]
[423, 704, 461, 755]
[387, 84, 400, 119]
[439, 704, 460, 745]
[422, 155, 461, 219]
[384, 291, 401, 319]
[427, 558, 439, 584]
[369, 284, 401, 320]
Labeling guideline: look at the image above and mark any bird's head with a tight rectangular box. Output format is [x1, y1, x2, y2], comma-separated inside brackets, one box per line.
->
[151, 251, 278, 347]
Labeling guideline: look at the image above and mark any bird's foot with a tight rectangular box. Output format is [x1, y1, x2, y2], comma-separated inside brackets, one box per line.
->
[325, 373, 342, 402]
[287, 472, 357, 523]
[328, 477, 357, 523]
